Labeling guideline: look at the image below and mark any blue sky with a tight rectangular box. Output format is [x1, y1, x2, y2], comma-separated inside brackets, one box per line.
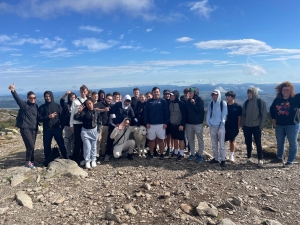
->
[1, 0, 300, 94]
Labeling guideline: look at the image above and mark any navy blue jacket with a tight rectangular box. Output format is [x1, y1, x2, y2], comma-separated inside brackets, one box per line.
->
[144, 98, 170, 125]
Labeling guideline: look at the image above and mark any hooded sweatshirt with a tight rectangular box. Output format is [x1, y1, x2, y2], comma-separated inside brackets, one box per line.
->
[185, 89, 204, 124]
[144, 96, 170, 125]
[110, 121, 137, 145]
[60, 93, 74, 127]
[169, 90, 187, 126]
[12, 91, 38, 130]
[241, 87, 267, 129]
[206, 89, 227, 127]
[38, 91, 64, 130]
[97, 90, 105, 102]
[110, 94, 138, 126]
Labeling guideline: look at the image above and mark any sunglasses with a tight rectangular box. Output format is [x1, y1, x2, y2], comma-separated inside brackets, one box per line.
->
[28, 97, 36, 100]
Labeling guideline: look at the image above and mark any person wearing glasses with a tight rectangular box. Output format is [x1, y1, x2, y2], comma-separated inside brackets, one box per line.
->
[8, 83, 39, 169]
[94, 93, 113, 163]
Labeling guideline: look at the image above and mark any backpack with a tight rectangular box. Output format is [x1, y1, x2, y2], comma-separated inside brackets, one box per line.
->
[244, 98, 262, 119]
[210, 101, 224, 118]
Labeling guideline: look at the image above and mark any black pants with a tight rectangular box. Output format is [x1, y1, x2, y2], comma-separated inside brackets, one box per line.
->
[20, 128, 37, 162]
[72, 124, 84, 164]
[43, 129, 68, 160]
[243, 126, 263, 160]
[106, 124, 116, 156]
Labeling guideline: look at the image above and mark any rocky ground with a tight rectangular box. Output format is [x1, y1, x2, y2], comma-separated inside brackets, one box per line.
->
[0, 128, 299, 225]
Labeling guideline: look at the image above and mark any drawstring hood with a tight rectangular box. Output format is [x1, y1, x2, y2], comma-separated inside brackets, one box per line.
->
[247, 87, 259, 99]
[43, 91, 54, 104]
[122, 94, 131, 109]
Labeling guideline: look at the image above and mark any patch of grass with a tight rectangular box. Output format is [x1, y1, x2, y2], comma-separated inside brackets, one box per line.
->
[0, 118, 16, 132]
[216, 214, 222, 220]
[41, 182, 50, 188]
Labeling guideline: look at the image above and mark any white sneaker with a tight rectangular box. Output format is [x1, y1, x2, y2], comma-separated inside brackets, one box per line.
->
[91, 161, 97, 168]
[229, 154, 235, 162]
[85, 162, 91, 169]
[80, 160, 85, 166]
[258, 160, 264, 168]
[96, 160, 101, 165]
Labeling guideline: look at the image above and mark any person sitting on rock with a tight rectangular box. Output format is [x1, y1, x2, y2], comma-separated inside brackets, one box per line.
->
[110, 118, 136, 160]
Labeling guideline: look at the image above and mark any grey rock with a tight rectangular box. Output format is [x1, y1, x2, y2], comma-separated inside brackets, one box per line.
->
[54, 197, 65, 205]
[219, 218, 236, 225]
[105, 208, 122, 223]
[231, 197, 243, 206]
[15, 191, 33, 209]
[180, 204, 192, 214]
[10, 173, 26, 187]
[143, 183, 151, 190]
[246, 206, 261, 215]
[123, 203, 137, 215]
[46, 159, 88, 178]
[196, 202, 218, 217]
[0, 207, 9, 215]
[219, 201, 236, 210]
[263, 219, 283, 225]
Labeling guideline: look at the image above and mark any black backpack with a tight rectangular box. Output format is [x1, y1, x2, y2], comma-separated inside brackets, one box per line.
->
[210, 101, 225, 118]
[244, 98, 262, 119]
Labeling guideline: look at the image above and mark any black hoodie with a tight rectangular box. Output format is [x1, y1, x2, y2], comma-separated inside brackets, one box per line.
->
[169, 90, 187, 126]
[97, 90, 105, 102]
[11, 91, 38, 130]
[134, 101, 147, 125]
[38, 91, 64, 130]
[185, 90, 204, 124]
[60, 93, 74, 126]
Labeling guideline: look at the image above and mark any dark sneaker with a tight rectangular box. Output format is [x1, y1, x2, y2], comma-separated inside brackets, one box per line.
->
[127, 154, 133, 160]
[284, 162, 293, 167]
[220, 161, 226, 167]
[177, 154, 184, 161]
[153, 148, 159, 157]
[270, 158, 284, 164]
[165, 147, 171, 156]
[147, 154, 154, 160]
[159, 154, 165, 160]
[170, 152, 178, 158]
[187, 155, 196, 161]
[196, 155, 203, 163]
[209, 158, 219, 164]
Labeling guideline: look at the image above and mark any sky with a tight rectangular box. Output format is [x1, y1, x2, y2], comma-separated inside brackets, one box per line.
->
[1, 0, 300, 94]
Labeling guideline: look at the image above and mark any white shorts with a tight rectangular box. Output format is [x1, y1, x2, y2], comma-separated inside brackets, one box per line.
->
[147, 124, 166, 140]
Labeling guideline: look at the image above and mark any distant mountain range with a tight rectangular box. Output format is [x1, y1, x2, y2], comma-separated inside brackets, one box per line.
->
[1, 83, 300, 110]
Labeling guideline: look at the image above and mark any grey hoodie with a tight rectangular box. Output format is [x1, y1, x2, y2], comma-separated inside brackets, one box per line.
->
[206, 89, 227, 127]
[241, 87, 267, 129]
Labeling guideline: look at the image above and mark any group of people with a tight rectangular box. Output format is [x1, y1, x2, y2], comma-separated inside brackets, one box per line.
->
[8, 81, 300, 170]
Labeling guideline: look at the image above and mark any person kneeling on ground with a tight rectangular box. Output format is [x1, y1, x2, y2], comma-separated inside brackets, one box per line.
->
[110, 118, 136, 160]
[74, 99, 101, 169]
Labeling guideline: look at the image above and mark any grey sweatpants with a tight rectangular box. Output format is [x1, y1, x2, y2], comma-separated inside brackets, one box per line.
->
[64, 126, 74, 156]
[185, 123, 204, 156]
[209, 126, 226, 161]
[81, 127, 98, 163]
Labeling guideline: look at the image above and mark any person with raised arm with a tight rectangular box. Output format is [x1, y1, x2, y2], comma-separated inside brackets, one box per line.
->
[8, 83, 38, 169]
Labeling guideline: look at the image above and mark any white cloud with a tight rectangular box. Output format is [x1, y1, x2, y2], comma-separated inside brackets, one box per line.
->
[0, 47, 18, 52]
[176, 37, 193, 42]
[146, 28, 153, 33]
[0, 34, 63, 49]
[242, 64, 267, 77]
[160, 51, 170, 55]
[119, 34, 125, 40]
[0, 0, 153, 19]
[119, 45, 135, 49]
[72, 38, 118, 52]
[188, 0, 216, 19]
[194, 39, 300, 56]
[79, 25, 103, 32]
[11, 53, 22, 56]
[35, 29, 40, 32]
[39, 48, 77, 58]
[266, 55, 300, 61]
[143, 59, 229, 66]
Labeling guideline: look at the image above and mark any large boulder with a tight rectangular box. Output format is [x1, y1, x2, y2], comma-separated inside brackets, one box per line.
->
[45, 159, 88, 178]
[5, 128, 20, 135]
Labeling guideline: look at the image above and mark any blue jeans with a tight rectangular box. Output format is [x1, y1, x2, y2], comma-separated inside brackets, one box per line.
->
[275, 124, 299, 163]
